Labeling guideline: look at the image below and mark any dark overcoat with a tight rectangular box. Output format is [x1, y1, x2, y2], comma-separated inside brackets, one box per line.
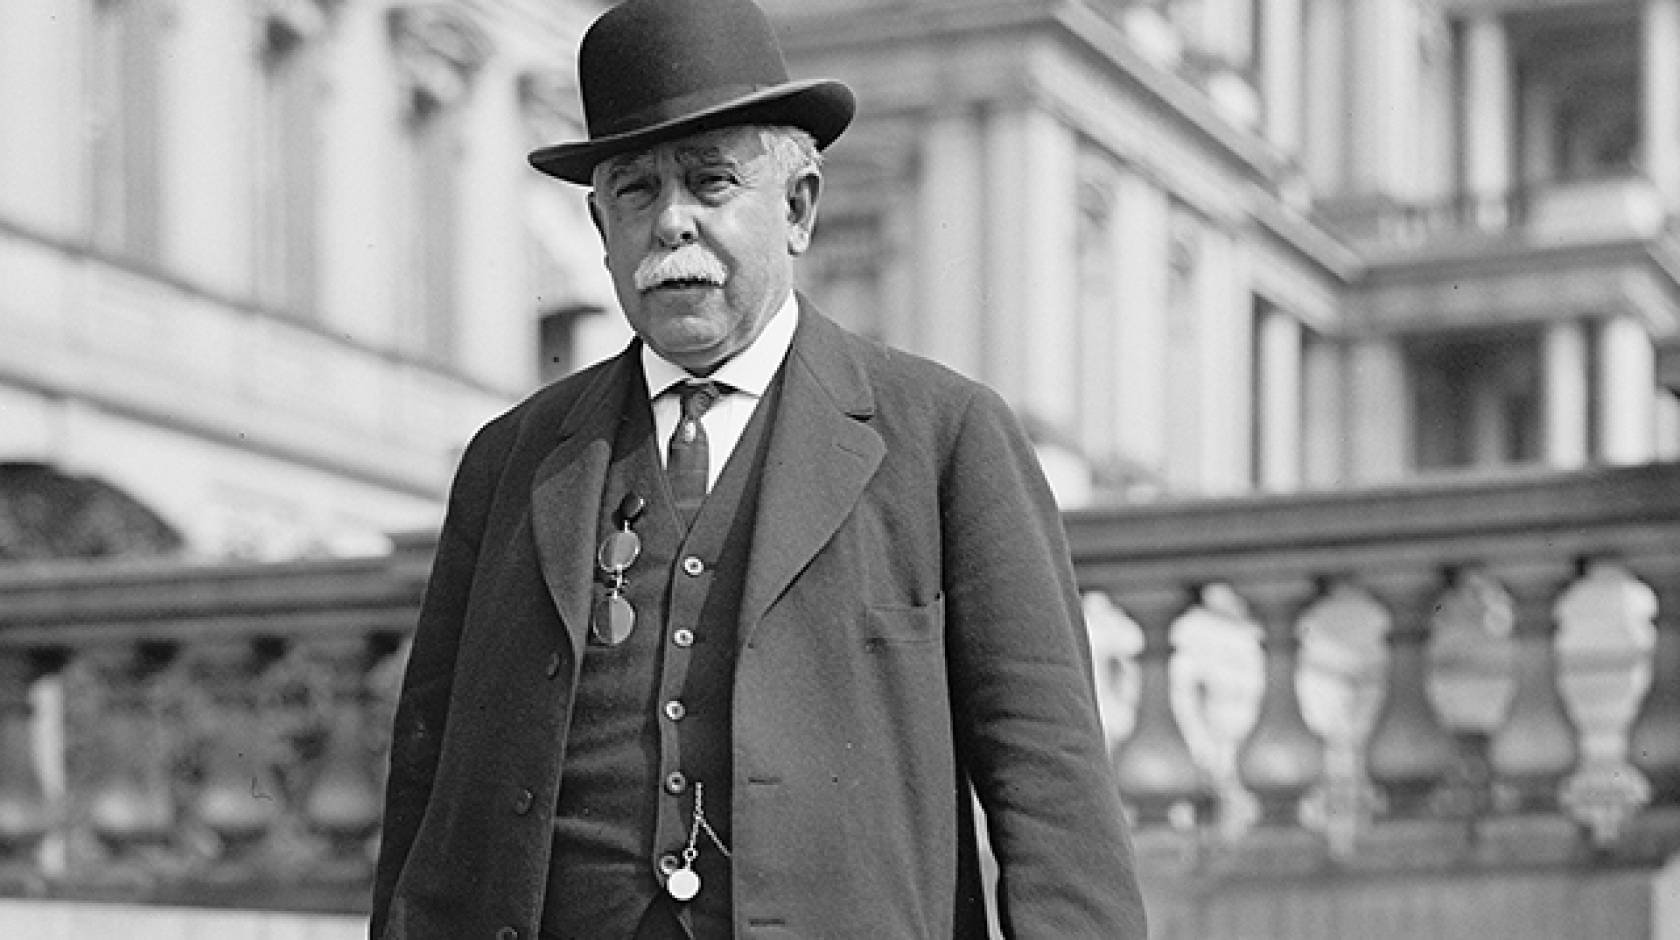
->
[371, 302, 1146, 940]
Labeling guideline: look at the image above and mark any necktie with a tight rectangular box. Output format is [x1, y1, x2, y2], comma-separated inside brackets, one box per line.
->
[668, 381, 725, 527]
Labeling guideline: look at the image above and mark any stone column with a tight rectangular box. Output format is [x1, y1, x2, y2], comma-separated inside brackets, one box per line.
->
[1347, 336, 1409, 485]
[1257, 308, 1304, 491]
[1462, 13, 1515, 228]
[158, 2, 255, 296]
[1542, 320, 1591, 469]
[1644, 0, 1680, 205]
[1113, 170, 1172, 483]
[1260, 0, 1305, 155]
[983, 105, 1079, 430]
[1302, 0, 1347, 189]
[1301, 333, 1345, 488]
[0, 0, 88, 233]
[1598, 316, 1657, 466]
[917, 108, 987, 378]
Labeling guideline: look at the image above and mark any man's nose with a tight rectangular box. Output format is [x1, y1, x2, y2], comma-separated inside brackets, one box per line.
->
[652, 187, 700, 248]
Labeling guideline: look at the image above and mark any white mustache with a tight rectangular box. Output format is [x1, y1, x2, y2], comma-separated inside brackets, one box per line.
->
[633, 247, 728, 292]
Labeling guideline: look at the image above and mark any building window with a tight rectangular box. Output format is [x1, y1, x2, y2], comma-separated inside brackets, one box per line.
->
[1409, 330, 1542, 471]
[254, 2, 329, 317]
[87, 0, 163, 260]
[388, 5, 489, 364]
[1516, 14, 1640, 183]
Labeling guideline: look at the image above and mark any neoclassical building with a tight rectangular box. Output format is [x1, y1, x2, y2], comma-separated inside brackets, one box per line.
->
[5, 0, 1679, 555]
[779, 0, 1680, 504]
[0, 0, 614, 561]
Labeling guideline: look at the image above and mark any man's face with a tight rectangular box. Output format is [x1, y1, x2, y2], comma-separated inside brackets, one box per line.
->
[590, 126, 819, 375]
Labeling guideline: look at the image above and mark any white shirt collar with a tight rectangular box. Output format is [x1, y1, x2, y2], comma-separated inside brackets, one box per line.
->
[640, 292, 799, 400]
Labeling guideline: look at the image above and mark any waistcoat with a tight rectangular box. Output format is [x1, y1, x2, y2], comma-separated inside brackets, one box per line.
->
[542, 370, 780, 939]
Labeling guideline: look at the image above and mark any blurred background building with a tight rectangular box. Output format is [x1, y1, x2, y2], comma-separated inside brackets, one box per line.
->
[0, 0, 1678, 937]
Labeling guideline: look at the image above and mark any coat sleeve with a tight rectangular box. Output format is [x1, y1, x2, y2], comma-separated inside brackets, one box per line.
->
[370, 422, 505, 939]
[938, 385, 1147, 939]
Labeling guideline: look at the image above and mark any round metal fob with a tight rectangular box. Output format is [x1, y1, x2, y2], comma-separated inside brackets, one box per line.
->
[597, 529, 641, 572]
[591, 594, 635, 645]
[666, 867, 700, 901]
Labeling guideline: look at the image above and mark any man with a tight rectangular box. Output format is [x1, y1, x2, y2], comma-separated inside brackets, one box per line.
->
[371, 0, 1146, 937]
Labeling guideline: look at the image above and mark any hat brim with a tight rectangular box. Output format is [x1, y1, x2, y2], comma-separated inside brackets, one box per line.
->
[528, 79, 855, 185]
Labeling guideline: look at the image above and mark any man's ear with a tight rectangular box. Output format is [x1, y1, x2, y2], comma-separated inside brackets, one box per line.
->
[785, 169, 821, 256]
[587, 192, 606, 240]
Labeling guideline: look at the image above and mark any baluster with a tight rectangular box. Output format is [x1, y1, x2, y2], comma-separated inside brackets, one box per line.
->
[1480, 560, 1582, 863]
[184, 637, 284, 875]
[1110, 586, 1205, 823]
[0, 647, 52, 886]
[1619, 556, 1680, 861]
[1361, 569, 1457, 816]
[1355, 568, 1466, 868]
[297, 633, 386, 881]
[1234, 577, 1325, 824]
[1221, 577, 1325, 874]
[75, 642, 180, 884]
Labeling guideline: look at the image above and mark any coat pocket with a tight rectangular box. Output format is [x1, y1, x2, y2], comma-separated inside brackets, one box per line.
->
[863, 594, 944, 646]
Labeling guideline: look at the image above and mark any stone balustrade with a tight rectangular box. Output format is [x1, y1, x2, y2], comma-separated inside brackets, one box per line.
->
[0, 534, 430, 913]
[0, 467, 1676, 930]
[1066, 462, 1680, 916]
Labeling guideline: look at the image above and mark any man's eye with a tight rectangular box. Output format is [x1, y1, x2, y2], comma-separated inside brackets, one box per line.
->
[693, 172, 735, 193]
[613, 179, 655, 202]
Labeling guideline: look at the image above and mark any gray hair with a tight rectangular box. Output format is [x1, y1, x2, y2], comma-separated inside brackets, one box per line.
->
[590, 124, 822, 191]
[756, 125, 822, 182]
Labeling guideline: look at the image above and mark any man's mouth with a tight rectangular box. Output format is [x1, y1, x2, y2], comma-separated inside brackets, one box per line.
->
[649, 276, 721, 292]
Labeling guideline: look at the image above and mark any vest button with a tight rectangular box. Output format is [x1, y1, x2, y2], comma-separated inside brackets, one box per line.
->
[496, 928, 518, 940]
[672, 628, 695, 647]
[513, 788, 534, 815]
[544, 651, 562, 678]
[682, 556, 705, 576]
[663, 700, 686, 721]
[658, 853, 682, 875]
[664, 771, 688, 795]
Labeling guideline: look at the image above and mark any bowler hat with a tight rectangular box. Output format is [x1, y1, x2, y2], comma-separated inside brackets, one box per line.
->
[528, 0, 855, 184]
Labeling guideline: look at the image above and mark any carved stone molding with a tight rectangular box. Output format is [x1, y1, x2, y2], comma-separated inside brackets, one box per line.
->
[387, 4, 492, 120]
[255, 0, 338, 51]
[518, 69, 584, 148]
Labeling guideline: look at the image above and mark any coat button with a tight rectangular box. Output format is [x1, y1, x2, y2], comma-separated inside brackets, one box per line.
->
[664, 771, 688, 795]
[682, 556, 705, 576]
[663, 700, 686, 721]
[496, 928, 518, 940]
[672, 628, 694, 648]
[544, 651, 562, 678]
[513, 788, 534, 815]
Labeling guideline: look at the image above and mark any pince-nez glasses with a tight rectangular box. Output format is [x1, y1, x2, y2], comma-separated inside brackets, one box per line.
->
[591, 492, 646, 646]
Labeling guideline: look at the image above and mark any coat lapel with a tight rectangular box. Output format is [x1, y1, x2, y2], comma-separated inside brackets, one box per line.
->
[740, 302, 885, 639]
[531, 347, 638, 661]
